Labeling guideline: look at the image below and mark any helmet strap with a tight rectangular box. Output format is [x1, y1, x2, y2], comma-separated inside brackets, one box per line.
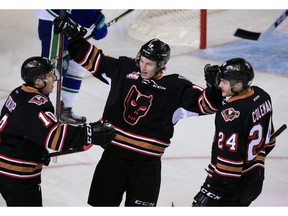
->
[33, 76, 47, 90]
[230, 80, 250, 95]
[230, 80, 242, 95]
[152, 71, 163, 80]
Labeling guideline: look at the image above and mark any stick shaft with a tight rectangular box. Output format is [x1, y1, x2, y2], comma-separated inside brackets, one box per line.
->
[85, 9, 134, 40]
[55, 10, 66, 122]
[271, 124, 287, 139]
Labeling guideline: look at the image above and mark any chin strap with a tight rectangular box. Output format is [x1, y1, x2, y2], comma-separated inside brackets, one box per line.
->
[231, 86, 251, 96]
[32, 78, 47, 93]
[152, 71, 163, 80]
[230, 80, 250, 95]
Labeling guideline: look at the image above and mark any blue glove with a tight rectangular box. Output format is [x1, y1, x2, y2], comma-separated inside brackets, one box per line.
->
[93, 13, 108, 40]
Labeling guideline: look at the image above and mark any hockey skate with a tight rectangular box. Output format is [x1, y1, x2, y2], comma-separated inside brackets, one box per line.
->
[60, 102, 87, 125]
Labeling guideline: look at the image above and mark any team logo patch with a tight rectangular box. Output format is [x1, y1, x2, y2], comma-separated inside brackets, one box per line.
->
[123, 85, 153, 125]
[178, 74, 188, 80]
[126, 71, 140, 80]
[29, 95, 48, 106]
[221, 107, 240, 122]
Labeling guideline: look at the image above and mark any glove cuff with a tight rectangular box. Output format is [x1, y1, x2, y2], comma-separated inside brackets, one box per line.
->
[86, 123, 93, 144]
[201, 184, 222, 200]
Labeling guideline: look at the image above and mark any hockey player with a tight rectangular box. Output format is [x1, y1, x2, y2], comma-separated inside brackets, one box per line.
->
[36, 9, 108, 124]
[0, 56, 115, 206]
[192, 58, 275, 206]
[53, 17, 223, 207]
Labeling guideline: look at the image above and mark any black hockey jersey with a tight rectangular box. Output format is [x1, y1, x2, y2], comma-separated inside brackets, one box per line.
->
[206, 86, 275, 193]
[68, 39, 222, 159]
[0, 85, 84, 184]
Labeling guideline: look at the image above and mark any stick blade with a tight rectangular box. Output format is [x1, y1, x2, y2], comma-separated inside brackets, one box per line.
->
[234, 28, 261, 41]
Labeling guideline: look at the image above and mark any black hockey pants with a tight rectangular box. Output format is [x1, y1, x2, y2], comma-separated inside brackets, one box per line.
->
[219, 180, 263, 206]
[88, 150, 161, 206]
[0, 182, 42, 206]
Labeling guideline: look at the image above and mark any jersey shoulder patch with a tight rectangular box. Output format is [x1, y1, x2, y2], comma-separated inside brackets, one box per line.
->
[28, 95, 48, 106]
[221, 107, 240, 122]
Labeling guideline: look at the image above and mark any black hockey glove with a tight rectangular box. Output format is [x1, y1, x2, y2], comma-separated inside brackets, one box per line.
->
[83, 121, 116, 148]
[42, 148, 51, 166]
[192, 183, 223, 207]
[53, 17, 87, 40]
[204, 64, 221, 89]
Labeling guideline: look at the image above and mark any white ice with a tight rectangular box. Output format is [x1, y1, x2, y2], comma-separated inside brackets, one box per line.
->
[0, 10, 288, 213]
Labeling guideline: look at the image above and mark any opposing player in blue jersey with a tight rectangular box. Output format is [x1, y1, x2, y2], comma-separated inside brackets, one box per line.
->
[36, 10, 108, 124]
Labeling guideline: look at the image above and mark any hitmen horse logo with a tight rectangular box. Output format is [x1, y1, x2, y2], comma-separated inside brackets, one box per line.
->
[221, 107, 240, 122]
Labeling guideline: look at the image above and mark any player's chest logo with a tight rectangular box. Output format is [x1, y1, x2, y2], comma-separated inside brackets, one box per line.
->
[123, 85, 153, 125]
[221, 107, 240, 122]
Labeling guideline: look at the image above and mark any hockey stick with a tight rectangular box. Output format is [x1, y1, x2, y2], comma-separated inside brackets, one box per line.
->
[52, 10, 66, 163]
[234, 10, 288, 40]
[48, 144, 93, 158]
[55, 10, 66, 122]
[55, 9, 134, 61]
[85, 9, 134, 40]
[271, 124, 287, 139]
[106, 9, 134, 26]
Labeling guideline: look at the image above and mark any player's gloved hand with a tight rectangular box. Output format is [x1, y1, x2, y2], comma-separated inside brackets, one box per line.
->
[92, 12, 108, 40]
[42, 148, 51, 166]
[204, 64, 221, 89]
[192, 183, 223, 207]
[53, 17, 87, 40]
[83, 120, 115, 148]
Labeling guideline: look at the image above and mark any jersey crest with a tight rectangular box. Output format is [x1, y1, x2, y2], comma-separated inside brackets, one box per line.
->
[221, 107, 240, 122]
[123, 85, 153, 125]
[29, 95, 48, 106]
